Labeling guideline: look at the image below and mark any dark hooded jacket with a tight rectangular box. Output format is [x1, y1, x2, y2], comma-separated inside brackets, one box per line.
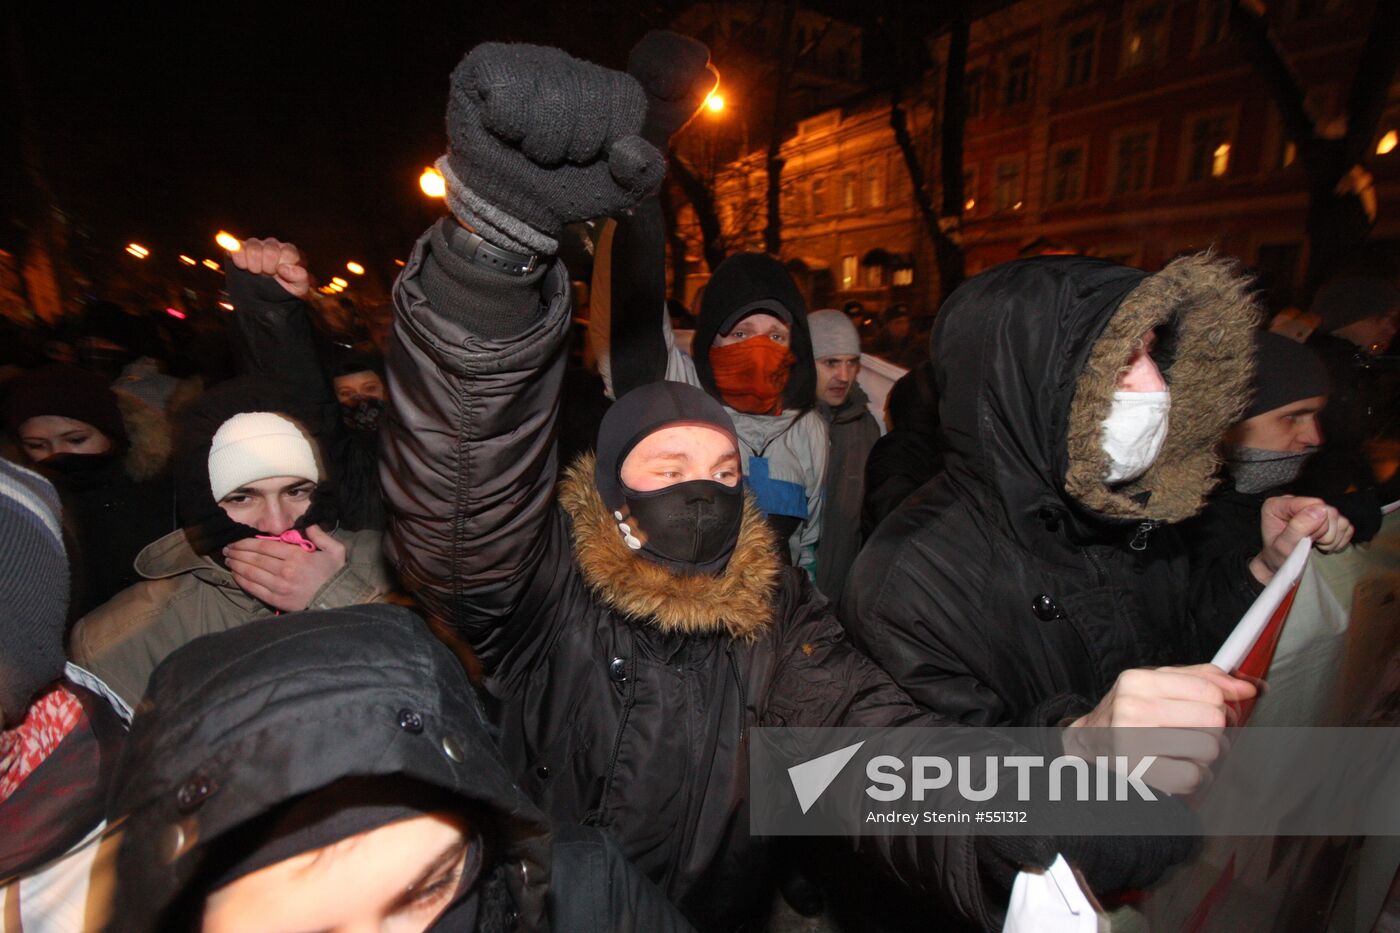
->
[814, 382, 881, 604]
[103, 605, 691, 933]
[842, 255, 1262, 727]
[383, 226, 1052, 932]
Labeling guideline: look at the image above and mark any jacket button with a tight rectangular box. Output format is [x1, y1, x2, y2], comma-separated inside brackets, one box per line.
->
[608, 657, 628, 683]
[176, 774, 215, 812]
[398, 709, 424, 734]
[535, 765, 550, 780]
[442, 735, 465, 762]
[1031, 594, 1062, 621]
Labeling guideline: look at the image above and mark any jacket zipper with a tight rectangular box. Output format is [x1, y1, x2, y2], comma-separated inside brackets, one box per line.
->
[1128, 520, 1161, 551]
[595, 629, 638, 824]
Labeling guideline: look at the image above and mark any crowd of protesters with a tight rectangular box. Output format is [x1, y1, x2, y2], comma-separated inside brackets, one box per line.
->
[2, 30, 1398, 933]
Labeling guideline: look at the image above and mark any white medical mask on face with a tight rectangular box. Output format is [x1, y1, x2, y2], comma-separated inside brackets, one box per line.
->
[1101, 390, 1171, 484]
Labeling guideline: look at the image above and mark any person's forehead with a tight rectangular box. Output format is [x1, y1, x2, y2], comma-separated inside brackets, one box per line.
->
[736, 312, 789, 330]
[336, 370, 381, 383]
[20, 415, 98, 437]
[632, 423, 737, 455]
[819, 354, 860, 364]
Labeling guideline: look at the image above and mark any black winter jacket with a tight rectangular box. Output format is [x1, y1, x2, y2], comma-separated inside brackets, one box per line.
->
[104, 605, 688, 933]
[843, 255, 1262, 727]
[382, 225, 1022, 932]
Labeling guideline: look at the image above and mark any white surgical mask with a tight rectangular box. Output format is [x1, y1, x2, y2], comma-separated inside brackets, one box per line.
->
[1101, 390, 1170, 484]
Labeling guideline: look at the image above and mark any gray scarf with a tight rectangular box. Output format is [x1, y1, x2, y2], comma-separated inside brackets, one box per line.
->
[1225, 446, 1317, 495]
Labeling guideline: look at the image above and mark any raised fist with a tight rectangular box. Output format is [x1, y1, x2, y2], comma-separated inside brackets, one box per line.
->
[441, 43, 665, 253]
[227, 237, 309, 299]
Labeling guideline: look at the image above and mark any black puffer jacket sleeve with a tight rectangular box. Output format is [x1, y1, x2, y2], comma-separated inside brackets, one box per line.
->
[381, 223, 574, 670]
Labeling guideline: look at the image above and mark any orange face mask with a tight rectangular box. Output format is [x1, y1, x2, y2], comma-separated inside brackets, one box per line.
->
[709, 338, 795, 415]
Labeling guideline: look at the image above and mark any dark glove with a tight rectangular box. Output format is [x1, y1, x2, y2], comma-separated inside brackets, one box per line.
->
[627, 30, 720, 150]
[974, 834, 1056, 893]
[441, 43, 665, 254]
[1057, 793, 1200, 895]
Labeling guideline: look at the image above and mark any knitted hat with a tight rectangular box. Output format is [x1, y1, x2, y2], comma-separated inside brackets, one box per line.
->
[208, 412, 320, 503]
[1245, 331, 1331, 419]
[807, 309, 861, 360]
[1312, 275, 1400, 334]
[0, 460, 70, 728]
[3, 364, 129, 450]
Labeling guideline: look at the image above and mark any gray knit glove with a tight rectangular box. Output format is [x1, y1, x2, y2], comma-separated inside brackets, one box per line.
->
[627, 30, 719, 150]
[440, 43, 665, 255]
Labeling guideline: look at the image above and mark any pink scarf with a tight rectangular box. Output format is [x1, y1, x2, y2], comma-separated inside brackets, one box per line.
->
[0, 684, 84, 802]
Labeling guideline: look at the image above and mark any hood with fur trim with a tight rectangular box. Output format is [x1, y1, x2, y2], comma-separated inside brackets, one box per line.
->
[115, 389, 174, 482]
[558, 454, 782, 640]
[931, 253, 1258, 545]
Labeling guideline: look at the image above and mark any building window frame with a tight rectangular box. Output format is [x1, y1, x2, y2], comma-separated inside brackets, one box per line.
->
[840, 254, 858, 291]
[1121, 1, 1170, 72]
[1194, 0, 1232, 50]
[811, 176, 829, 216]
[965, 65, 987, 119]
[962, 162, 980, 216]
[865, 163, 885, 208]
[992, 154, 1027, 213]
[1108, 123, 1158, 196]
[842, 171, 860, 212]
[1180, 107, 1239, 185]
[1003, 50, 1033, 108]
[1061, 25, 1098, 89]
[1046, 139, 1089, 206]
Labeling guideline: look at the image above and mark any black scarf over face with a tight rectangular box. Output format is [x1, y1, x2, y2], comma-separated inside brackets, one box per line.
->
[173, 376, 341, 556]
[593, 382, 744, 576]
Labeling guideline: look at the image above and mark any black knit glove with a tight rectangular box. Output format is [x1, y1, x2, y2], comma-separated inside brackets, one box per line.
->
[440, 43, 665, 255]
[974, 833, 1057, 894]
[627, 30, 719, 150]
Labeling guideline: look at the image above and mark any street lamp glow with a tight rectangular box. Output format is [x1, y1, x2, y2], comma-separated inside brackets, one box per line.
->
[705, 91, 725, 114]
[202, 259, 221, 271]
[1378, 130, 1398, 155]
[179, 254, 197, 265]
[346, 261, 365, 275]
[331, 276, 348, 288]
[216, 231, 241, 252]
[419, 167, 446, 198]
[126, 243, 150, 259]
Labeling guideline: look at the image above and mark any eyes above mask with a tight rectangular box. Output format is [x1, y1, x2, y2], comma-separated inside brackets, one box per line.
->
[1101, 390, 1171, 485]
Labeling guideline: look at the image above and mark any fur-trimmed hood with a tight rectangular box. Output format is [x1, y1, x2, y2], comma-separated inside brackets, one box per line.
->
[931, 253, 1258, 545]
[558, 453, 782, 640]
[114, 389, 173, 482]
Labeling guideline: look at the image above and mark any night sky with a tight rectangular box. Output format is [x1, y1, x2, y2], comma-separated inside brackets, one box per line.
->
[2, 2, 683, 286]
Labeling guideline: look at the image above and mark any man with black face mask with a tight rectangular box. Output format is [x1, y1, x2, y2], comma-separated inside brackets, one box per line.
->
[381, 41, 1190, 932]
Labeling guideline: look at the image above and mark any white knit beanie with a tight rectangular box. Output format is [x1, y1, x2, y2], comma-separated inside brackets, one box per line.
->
[807, 309, 861, 360]
[208, 412, 320, 502]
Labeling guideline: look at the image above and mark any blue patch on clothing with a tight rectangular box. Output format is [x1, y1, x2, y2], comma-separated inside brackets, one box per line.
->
[745, 456, 808, 520]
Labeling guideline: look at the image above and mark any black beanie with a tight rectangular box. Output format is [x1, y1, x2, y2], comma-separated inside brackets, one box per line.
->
[594, 381, 738, 511]
[3, 364, 129, 450]
[1312, 275, 1400, 334]
[1245, 331, 1331, 419]
[0, 461, 70, 727]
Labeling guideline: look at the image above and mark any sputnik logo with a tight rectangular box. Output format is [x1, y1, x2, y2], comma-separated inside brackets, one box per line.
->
[788, 741, 865, 814]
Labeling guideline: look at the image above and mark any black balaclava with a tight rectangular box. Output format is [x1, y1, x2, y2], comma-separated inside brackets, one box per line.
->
[594, 382, 744, 576]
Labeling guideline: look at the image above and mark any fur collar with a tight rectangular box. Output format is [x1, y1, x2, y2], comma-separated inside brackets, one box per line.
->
[1064, 252, 1259, 522]
[115, 390, 173, 482]
[558, 454, 781, 640]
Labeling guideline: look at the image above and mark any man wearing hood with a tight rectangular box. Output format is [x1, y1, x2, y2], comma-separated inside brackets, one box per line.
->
[381, 42, 1188, 932]
[101, 605, 693, 932]
[70, 377, 392, 707]
[589, 33, 828, 573]
[807, 308, 881, 604]
[843, 257, 1352, 744]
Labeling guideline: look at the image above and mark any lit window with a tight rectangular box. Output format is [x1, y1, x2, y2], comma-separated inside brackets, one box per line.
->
[842, 172, 859, 211]
[865, 165, 885, 207]
[994, 159, 1024, 212]
[1186, 115, 1232, 182]
[841, 255, 858, 290]
[1123, 4, 1167, 69]
[892, 267, 915, 287]
[1378, 130, 1398, 156]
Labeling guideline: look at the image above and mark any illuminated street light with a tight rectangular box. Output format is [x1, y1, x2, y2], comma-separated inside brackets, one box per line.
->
[1378, 130, 1398, 156]
[165, 308, 187, 320]
[419, 166, 446, 198]
[346, 261, 365, 275]
[126, 243, 150, 259]
[705, 91, 725, 114]
[331, 276, 348, 288]
[179, 254, 197, 266]
[218, 301, 235, 311]
[393, 259, 406, 267]
[202, 259, 221, 271]
[216, 231, 242, 252]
